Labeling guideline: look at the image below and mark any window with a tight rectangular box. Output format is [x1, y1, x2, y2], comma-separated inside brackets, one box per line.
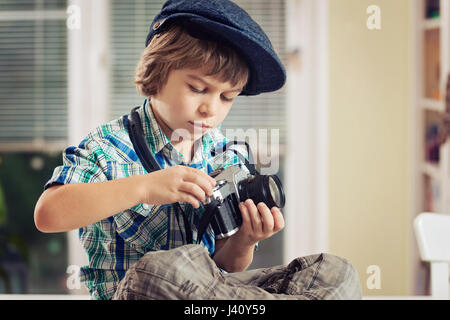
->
[0, 0, 68, 294]
[0, 0, 68, 151]
[0, 0, 289, 295]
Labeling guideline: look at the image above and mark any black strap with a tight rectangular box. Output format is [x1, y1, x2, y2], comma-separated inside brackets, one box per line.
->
[128, 106, 161, 171]
[216, 141, 258, 176]
[125, 106, 193, 244]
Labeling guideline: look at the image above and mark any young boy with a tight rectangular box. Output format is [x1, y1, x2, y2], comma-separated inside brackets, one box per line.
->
[34, 0, 362, 300]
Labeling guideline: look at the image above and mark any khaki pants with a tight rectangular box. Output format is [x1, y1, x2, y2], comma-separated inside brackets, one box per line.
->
[112, 244, 362, 300]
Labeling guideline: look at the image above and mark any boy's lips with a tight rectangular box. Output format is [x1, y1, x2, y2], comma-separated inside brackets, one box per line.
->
[188, 121, 211, 130]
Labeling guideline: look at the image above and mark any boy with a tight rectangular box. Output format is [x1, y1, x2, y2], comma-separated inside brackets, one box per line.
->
[34, 0, 362, 300]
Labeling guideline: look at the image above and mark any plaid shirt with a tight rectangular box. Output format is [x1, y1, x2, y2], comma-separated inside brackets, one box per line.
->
[45, 99, 249, 300]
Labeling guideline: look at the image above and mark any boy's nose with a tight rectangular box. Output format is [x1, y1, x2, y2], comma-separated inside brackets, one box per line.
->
[198, 98, 219, 117]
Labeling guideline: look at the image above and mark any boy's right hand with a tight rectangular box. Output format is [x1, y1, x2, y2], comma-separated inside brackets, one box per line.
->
[140, 165, 217, 209]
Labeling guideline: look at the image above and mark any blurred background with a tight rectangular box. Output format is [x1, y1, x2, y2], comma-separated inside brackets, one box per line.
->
[0, 0, 448, 298]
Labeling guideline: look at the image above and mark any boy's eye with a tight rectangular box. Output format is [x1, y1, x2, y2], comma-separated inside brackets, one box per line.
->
[189, 85, 205, 93]
[189, 84, 234, 102]
[221, 95, 234, 102]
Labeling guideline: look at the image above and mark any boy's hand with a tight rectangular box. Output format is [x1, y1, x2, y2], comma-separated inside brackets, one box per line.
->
[141, 165, 216, 208]
[230, 199, 284, 247]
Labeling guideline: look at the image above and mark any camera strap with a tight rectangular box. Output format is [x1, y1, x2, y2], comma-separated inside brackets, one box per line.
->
[196, 199, 220, 248]
[127, 106, 162, 172]
[215, 140, 259, 176]
[124, 106, 193, 245]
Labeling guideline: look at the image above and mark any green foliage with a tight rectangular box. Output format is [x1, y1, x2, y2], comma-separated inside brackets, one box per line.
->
[0, 152, 68, 293]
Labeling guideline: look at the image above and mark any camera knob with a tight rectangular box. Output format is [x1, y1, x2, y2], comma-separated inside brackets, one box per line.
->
[216, 179, 227, 187]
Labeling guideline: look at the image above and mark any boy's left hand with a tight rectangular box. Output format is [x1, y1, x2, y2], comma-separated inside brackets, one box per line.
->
[230, 199, 285, 247]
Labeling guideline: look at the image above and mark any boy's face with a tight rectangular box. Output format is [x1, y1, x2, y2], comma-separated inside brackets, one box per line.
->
[150, 67, 245, 144]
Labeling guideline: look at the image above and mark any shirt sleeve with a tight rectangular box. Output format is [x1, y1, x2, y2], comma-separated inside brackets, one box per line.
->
[44, 137, 108, 190]
[46, 136, 163, 253]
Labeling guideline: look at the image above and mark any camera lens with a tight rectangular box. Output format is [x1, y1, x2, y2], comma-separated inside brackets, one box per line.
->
[268, 176, 283, 207]
[238, 174, 285, 209]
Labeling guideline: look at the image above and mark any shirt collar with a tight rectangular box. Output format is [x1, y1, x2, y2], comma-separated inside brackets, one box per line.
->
[141, 98, 171, 154]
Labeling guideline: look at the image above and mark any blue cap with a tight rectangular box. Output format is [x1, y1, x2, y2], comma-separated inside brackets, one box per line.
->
[145, 0, 286, 96]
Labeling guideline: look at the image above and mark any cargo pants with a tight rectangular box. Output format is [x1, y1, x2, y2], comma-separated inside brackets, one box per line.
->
[112, 244, 362, 300]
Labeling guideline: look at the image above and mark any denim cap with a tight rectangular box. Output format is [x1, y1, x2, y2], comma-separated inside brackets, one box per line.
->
[145, 0, 286, 96]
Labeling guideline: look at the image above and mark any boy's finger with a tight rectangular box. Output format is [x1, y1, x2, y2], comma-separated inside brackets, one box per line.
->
[190, 167, 217, 187]
[184, 170, 215, 196]
[271, 207, 285, 233]
[180, 192, 200, 209]
[257, 202, 274, 233]
[245, 199, 262, 232]
[239, 202, 251, 229]
[179, 182, 207, 202]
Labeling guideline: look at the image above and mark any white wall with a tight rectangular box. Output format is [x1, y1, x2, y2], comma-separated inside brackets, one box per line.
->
[284, 0, 329, 263]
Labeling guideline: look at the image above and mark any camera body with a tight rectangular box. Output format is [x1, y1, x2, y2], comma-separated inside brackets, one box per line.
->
[202, 165, 285, 239]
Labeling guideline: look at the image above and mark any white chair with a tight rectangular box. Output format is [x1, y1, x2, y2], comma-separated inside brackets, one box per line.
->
[413, 212, 450, 299]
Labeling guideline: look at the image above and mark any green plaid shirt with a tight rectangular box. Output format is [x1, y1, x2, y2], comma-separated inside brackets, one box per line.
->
[45, 99, 249, 300]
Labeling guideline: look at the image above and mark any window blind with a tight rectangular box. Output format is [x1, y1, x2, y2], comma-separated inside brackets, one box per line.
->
[109, 0, 165, 118]
[0, 0, 68, 149]
[109, 0, 287, 146]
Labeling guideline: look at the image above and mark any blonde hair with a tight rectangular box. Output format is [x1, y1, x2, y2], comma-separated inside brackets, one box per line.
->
[134, 23, 249, 97]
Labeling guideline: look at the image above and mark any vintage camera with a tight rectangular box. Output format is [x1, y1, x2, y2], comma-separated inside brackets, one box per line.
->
[201, 165, 285, 239]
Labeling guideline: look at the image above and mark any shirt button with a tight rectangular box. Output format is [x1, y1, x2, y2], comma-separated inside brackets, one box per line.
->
[142, 203, 149, 210]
